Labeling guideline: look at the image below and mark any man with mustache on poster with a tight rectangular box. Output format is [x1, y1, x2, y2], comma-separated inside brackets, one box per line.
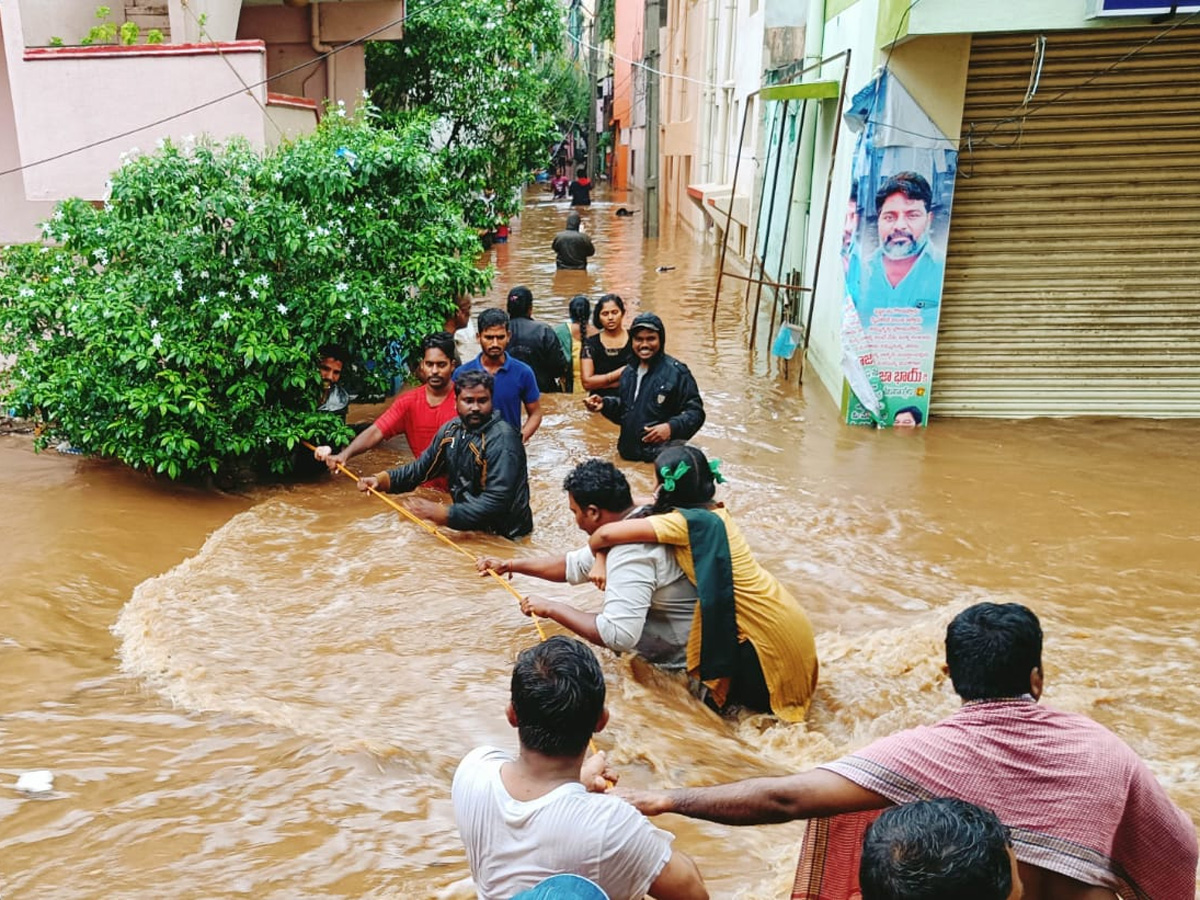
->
[854, 171, 944, 327]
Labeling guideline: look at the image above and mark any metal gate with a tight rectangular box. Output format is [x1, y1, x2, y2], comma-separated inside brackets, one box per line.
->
[934, 25, 1200, 416]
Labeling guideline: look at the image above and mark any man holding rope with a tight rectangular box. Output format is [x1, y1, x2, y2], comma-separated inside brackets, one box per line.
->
[358, 369, 533, 539]
[452, 636, 708, 900]
[477, 459, 696, 670]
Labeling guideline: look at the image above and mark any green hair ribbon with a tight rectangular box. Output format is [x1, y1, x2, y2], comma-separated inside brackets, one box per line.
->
[709, 458, 727, 484]
[659, 460, 691, 492]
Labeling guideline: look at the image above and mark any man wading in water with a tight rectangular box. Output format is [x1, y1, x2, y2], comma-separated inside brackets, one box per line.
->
[617, 603, 1198, 900]
[358, 369, 533, 539]
[452, 636, 708, 900]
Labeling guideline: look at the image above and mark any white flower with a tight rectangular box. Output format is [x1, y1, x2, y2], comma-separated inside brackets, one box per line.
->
[53, 210, 64, 221]
[217, 290, 227, 298]
[344, 311, 352, 319]
[361, 88, 370, 100]
[18, 287, 34, 298]
[361, 306, 369, 316]
[255, 274, 269, 287]
[335, 281, 348, 292]
[248, 288, 258, 300]
[219, 311, 231, 322]
[273, 171, 283, 182]
[41, 222, 53, 236]
[62, 276, 75, 286]
[200, 270, 209, 279]
[151, 332, 163, 349]
[198, 295, 208, 304]
[335, 106, 347, 118]
[150, 318, 158, 328]
[51, 266, 61, 274]
[276, 303, 288, 314]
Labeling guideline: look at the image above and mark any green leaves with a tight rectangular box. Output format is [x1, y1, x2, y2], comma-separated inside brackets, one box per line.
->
[0, 106, 490, 483]
[366, 0, 568, 226]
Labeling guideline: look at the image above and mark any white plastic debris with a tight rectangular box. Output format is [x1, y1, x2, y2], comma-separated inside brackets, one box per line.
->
[16, 770, 54, 793]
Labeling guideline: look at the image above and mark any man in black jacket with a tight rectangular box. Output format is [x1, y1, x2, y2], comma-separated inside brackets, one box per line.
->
[552, 212, 596, 270]
[584, 312, 705, 463]
[505, 286, 570, 393]
[359, 369, 533, 539]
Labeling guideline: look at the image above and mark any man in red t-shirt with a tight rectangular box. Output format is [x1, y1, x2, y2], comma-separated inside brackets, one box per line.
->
[314, 332, 458, 490]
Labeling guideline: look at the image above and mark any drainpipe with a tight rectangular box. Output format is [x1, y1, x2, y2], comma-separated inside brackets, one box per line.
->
[311, 3, 337, 108]
[715, 0, 736, 185]
[699, 0, 719, 184]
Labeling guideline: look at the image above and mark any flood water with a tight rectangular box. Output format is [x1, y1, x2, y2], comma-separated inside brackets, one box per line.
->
[2, 187, 1198, 899]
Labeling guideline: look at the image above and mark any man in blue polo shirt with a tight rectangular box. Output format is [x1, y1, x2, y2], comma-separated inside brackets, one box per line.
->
[455, 308, 543, 442]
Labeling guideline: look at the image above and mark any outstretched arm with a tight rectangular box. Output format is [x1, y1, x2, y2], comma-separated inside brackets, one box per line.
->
[315, 423, 385, 471]
[521, 596, 604, 647]
[476, 555, 568, 583]
[618, 769, 888, 826]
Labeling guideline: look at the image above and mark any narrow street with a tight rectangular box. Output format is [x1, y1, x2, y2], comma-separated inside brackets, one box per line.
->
[1, 189, 1198, 897]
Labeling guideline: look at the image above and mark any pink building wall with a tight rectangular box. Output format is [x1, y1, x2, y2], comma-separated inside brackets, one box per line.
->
[609, 0, 641, 191]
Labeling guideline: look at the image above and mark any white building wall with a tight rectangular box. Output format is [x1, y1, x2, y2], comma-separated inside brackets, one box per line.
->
[801, 0, 880, 405]
[0, 16, 52, 244]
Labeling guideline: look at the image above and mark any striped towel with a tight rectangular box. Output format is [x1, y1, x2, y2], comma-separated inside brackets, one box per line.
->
[812, 699, 1197, 900]
[791, 811, 881, 900]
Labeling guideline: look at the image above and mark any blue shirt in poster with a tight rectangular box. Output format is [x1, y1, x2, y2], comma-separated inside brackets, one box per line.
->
[852, 246, 945, 331]
[455, 354, 540, 432]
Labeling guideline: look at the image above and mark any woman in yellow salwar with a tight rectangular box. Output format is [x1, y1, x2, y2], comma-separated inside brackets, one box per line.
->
[587, 445, 819, 722]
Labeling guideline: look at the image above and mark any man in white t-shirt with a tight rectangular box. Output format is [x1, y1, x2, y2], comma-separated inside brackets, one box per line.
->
[452, 636, 708, 900]
[476, 459, 697, 669]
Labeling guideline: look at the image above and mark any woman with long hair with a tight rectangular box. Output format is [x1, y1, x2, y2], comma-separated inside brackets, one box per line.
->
[587, 444, 818, 721]
[554, 294, 592, 393]
[580, 293, 632, 398]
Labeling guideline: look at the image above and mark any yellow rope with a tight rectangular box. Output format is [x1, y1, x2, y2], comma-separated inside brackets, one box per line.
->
[301, 440, 608, 761]
[300, 441, 548, 640]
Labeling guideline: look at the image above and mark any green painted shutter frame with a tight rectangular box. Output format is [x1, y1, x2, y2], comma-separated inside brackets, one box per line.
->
[934, 26, 1200, 417]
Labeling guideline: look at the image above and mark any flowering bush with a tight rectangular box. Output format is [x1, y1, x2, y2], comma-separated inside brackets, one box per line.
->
[0, 104, 490, 481]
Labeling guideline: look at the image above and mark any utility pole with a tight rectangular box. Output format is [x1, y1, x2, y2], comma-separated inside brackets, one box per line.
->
[643, 0, 660, 238]
[586, 12, 598, 181]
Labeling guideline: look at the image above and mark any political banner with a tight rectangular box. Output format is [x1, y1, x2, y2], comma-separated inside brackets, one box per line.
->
[839, 71, 958, 428]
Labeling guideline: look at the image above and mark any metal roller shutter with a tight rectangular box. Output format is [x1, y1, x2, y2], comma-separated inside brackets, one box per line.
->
[933, 26, 1200, 417]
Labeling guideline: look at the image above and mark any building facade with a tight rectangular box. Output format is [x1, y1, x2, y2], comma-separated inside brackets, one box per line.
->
[637, 0, 1200, 420]
[1, 0, 403, 244]
[796, 0, 1200, 420]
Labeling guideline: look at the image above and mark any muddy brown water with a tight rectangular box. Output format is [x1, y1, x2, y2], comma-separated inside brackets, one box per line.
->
[2, 188, 1198, 898]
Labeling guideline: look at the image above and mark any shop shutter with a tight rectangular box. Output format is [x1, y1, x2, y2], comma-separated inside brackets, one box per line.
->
[933, 26, 1200, 417]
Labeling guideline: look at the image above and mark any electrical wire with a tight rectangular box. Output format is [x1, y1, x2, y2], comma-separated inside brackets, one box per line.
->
[570, 31, 720, 89]
[0, 0, 462, 178]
